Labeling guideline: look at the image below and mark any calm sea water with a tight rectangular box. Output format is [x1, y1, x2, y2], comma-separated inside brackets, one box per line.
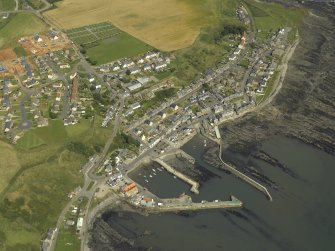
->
[110, 134, 335, 251]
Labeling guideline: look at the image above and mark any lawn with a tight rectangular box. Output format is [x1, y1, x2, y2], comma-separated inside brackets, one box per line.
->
[0, 13, 47, 49]
[54, 225, 81, 251]
[34, 119, 68, 144]
[65, 118, 92, 138]
[86, 32, 153, 65]
[0, 0, 15, 11]
[17, 130, 45, 149]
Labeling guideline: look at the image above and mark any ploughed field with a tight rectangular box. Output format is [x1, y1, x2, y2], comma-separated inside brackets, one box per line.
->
[44, 0, 217, 51]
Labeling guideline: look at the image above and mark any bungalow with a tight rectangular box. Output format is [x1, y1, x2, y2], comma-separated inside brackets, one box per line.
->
[158, 111, 167, 119]
[4, 120, 12, 133]
[122, 59, 135, 69]
[137, 58, 145, 64]
[76, 217, 83, 233]
[129, 67, 141, 75]
[130, 102, 141, 110]
[144, 120, 153, 126]
[88, 74, 95, 82]
[143, 64, 152, 71]
[127, 80, 142, 91]
[137, 77, 149, 85]
[234, 48, 241, 55]
[256, 87, 264, 93]
[112, 64, 120, 71]
[60, 64, 70, 69]
[170, 103, 179, 111]
[229, 55, 236, 61]
[154, 62, 167, 71]
[145, 51, 159, 60]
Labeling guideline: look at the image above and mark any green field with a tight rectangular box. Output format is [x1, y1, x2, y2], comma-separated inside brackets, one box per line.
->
[0, 118, 100, 250]
[243, 0, 305, 39]
[0, 141, 21, 194]
[0, 13, 47, 49]
[86, 32, 153, 65]
[17, 130, 45, 149]
[0, 0, 15, 11]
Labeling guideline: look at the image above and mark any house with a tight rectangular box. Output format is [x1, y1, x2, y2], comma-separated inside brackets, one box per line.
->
[4, 120, 12, 133]
[60, 64, 70, 69]
[144, 120, 153, 126]
[112, 64, 120, 71]
[140, 197, 155, 207]
[158, 111, 167, 119]
[76, 217, 83, 233]
[170, 103, 179, 111]
[122, 182, 138, 197]
[127, 80, 142, 91]
[129, 67, 141, 75]
[137, 58, 145, 64]
[122, 59, 135, 68]
[154, 62, 167, 71]
[145, 51, 159, 60]
[143, 64, 152, 71]
[130, 102, 141, 110]
[88, 74, 95, 82]
[229, 55, 236, 61]
[256, 87, 264, 93]
[137, 77, 149, 85]
[234, 48, 241, 55]
[213, 105, 224, 114]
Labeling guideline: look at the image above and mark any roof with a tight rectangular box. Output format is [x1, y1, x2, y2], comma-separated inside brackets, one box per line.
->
[123, 182, 136, 192]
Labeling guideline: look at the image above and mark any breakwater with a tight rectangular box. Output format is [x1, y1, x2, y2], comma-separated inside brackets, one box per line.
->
[219, 143, 273, 201]
[154, 158, 200, 194]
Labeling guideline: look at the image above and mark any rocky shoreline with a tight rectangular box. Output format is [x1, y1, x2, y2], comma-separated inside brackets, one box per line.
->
[203, 1, 335, 184]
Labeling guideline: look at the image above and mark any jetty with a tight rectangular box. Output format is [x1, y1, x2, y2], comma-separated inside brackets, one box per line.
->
[147, 195, 242, 212]
[219, 142, 273, 201]
[154, 158, 200, 194]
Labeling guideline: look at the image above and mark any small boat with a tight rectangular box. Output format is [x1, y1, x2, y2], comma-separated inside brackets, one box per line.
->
[149, 175, 153, 178]
[152, 168, 156, 172]
[173, 176, 177, 179]
[145, 179, 149, 183]
[157, 168, 162, 172]
[153, 172, 157, 176]
[144, 175, 147, 178]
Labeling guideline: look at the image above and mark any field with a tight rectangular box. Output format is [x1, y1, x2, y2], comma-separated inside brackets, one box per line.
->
[0, 13, 47, 49]
[66, 22, 120, 45]
[0, 141, 21, 194]
[86, 32, 152, 65]
[0, 0, 15, 11]
[66, 22, 152, 64]
[0, 119, 101, 250]
[243, 0, 305, 39]
[44, 0, 219, 51]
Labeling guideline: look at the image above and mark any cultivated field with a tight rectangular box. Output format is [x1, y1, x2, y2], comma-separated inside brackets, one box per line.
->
[44, 0, 218, 51]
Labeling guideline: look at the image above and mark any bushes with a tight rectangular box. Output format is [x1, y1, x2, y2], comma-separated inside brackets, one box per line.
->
[67, 141, 94, 157]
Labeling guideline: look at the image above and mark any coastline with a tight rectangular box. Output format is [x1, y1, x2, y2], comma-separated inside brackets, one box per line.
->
[86, 1, 335, 249]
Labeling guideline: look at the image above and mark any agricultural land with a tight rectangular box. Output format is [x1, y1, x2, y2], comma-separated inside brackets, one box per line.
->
[44, 0, 220, 51]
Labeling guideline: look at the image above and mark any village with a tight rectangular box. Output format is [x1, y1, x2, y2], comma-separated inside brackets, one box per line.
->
[0, 5, 293, 251]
